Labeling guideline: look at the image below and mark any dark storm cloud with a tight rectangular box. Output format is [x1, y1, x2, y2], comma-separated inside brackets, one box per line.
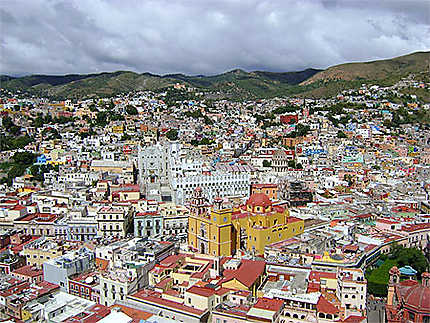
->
[0, 0, 429, 76]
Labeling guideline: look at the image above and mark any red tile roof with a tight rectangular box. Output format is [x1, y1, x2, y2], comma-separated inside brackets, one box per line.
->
[253, 297, 283, 312]
[131, 290, 206, 316]
[316, 295, 339, 314]
[309, 271, 336, 282]
[109, 304, 153, 321]
[221, 259, 266, 288]
[376, 219, 399, 225]
[159, 254, 184, 266]
[12, 265, 43, 278]
[186, 286, 216, 297]
[342, 315, 366, 323]
[402, 223, 430, 232]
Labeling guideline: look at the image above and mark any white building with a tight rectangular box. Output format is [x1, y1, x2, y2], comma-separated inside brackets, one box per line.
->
[171, 172, 250, 205]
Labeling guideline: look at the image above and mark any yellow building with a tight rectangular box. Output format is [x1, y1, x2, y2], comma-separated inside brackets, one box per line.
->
[111, 124, 124, 134]
[22, 238, 66, 268]
[188, 189, 304, 256]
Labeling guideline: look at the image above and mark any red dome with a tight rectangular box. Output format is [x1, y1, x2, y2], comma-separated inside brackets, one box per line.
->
[403, 284, 430, 312]
[246, 193, 272, 208]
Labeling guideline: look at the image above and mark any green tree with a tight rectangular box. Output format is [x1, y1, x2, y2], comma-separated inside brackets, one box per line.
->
[125, 105, 138, 115]
[96, 111, 109, 126]
[165, 129, 179, 141]
[263, 160, 272, 167]
[121, 133, 131, 141]
[2, 116, 21, 135]
[337, 130, 347, 138]
[12, 151, 37, 165]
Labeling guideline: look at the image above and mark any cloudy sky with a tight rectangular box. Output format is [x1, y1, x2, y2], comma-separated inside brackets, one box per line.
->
[1, 0, 429, 76]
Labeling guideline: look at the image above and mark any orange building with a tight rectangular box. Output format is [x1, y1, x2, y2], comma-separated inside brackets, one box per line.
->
[251, 184, 278, 200]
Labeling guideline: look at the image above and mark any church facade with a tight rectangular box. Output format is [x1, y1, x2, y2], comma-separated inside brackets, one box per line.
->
[188, 188, 304, 257]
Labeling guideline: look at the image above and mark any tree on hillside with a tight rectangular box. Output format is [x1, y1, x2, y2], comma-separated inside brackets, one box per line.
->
[12, 152, 37, 165]
[125, 105, 138, 115]
[2, 116, 21, 135]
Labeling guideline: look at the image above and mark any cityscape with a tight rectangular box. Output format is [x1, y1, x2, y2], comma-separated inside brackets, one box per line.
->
[0, 1, 430, 323]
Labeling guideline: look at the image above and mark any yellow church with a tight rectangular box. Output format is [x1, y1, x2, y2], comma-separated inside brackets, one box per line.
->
[188, 188, 304, 256]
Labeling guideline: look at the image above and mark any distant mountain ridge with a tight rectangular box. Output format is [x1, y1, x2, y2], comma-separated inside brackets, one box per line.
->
[0, 68, 322, 99]
[0, 51, 428, 99]
[302, 51, 430, 85]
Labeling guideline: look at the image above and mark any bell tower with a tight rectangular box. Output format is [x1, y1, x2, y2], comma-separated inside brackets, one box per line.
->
[190, 187, 208, 217]
[387, 266, 400, 306]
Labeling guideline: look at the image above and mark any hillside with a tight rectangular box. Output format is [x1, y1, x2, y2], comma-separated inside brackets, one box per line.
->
[0, 51, 428, 100]
[302, 51, 430, 86]
[0, 68, 322, 100]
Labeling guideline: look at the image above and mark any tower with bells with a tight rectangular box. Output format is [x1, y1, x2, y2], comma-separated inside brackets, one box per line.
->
[188, 187, 236, 256]
[302, 98, 309, 120]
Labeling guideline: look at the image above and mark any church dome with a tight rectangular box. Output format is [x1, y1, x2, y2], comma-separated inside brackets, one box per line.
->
[403, 284, 430, 312]
[246, 193, 272, 208]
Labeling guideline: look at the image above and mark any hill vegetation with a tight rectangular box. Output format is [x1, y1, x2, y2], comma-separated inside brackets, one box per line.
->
[302, 51, 429, 86]
[1, 51, 428, 100]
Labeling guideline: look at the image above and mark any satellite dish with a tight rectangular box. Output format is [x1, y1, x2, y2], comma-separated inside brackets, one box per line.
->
[85, 277, 94, 284]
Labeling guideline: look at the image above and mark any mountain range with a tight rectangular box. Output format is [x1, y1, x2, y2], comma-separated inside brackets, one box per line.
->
[1, 51, 428, 100]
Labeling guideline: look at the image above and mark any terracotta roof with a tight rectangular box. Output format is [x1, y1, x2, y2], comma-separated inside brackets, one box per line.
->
[316, 295, 339, 315]
[246, 193, 272, 208]
[15, 212, 57, 223]
[109, 304, 153, 320]
[159, 254, 184, 266]
[222, 259, 266, 288]
[402, 223, 430, 232]
[399, 279, 419, 287]
[12, 265, 43, 278]
[131, 290, 206, 316]
[376, 219, 399, 225]
[186, 286, 216, 297]
[309, 271, 336, 282]
[155, 277, 172, 289]
[342, 315, 366, 323]
[403, 284, 430, 312]
[214, 287, 231, 296]
[253, 297, 283, 312]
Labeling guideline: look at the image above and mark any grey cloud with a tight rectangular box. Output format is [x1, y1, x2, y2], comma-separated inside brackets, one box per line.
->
[0, 0, 429, 76]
